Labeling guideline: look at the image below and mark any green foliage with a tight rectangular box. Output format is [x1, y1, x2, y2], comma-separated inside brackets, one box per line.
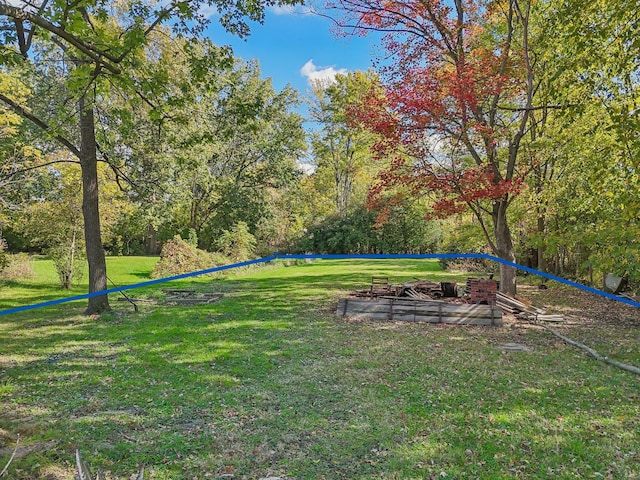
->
[298, 204, 441, 254]
[510, 94, 640, 286]
[151, 235, 222, 279]
[17, 164, 86, 288]
[187, 228, 199, 248]
[48, 241, 85, 290]
[181, 59, 305, 250]
[438, 219, 494, 272]
[216, 221, 256, 262]
[308, 70, 383, 215]
[114, 55, 306, 254]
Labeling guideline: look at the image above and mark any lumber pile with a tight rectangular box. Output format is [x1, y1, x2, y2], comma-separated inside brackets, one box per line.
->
[495, 291, 534, 315]
[353, 278, 445, 299]
[336, 297, 502, 326]
[403, 287, 430, 300]
[405, 279, 444, 297]
[393, 280, 445, 299]
[495, 291, 565, 323]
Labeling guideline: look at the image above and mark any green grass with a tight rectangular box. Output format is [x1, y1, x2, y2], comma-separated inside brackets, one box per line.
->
[0, 258, 639, 479]
[0, 256, 160, 310]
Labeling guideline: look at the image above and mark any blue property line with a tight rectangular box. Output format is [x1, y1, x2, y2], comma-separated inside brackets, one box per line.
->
[275, 252, 640, 309]
[1, 252, 639, 317]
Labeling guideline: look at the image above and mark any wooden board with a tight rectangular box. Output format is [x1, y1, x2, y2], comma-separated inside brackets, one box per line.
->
[337, 298, 502, 326]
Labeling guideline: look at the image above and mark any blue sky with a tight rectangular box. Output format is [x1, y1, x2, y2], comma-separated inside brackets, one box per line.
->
[206, 6, 383, 104]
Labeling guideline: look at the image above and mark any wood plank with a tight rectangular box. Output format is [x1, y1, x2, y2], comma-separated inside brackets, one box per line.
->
[536, 314, 565, 323]
[412, 315, 445, 323]
[337, 297, 502, 326]
[344, 304, 392, 314]
[346, 312, 391, 320]
[392, 313, 417, 322]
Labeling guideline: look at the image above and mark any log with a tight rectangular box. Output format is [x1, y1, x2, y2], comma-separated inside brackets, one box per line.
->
[534, 321, 640, 376]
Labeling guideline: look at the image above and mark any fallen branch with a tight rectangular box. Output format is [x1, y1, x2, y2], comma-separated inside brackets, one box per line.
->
[0, 434, 20, 477]
[534, 321, 640, 376]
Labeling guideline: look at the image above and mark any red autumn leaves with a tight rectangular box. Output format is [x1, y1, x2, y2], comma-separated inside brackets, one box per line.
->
[337, 0, 526, 224]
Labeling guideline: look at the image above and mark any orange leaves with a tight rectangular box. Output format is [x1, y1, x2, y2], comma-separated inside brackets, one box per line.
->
[336, 0, 528, 224]
[346, 84, 400, 152]
[367, 159, 525, 225]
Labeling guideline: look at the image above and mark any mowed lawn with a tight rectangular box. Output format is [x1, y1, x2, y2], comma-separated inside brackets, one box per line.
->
[0, 257, 639, 479]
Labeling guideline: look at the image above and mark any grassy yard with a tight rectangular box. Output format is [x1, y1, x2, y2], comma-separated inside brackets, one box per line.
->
[0, 257, 639, 479]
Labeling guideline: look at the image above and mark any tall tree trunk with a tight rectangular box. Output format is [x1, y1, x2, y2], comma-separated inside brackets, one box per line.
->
[145, 224, 159, 255]
[79, 93, 110, 314]
[493, 199, 517, 295]
[537, 214, 546, 272]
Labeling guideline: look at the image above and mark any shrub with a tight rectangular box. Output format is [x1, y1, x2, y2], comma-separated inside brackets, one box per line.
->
[48, 241, 85, 289]
[216, 222, 256, 262]
[1, 253, 36, 281]
[151, 235, 220, 279]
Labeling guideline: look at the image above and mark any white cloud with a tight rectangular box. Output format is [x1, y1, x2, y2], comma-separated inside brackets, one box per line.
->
[300, 59, 347, 87]
[270, 5, 295, 15]
[198, 4, 219, 20]
[269, 5, 315, 15]
[297, 160, 315, 175]
[6, 0, 31, 9]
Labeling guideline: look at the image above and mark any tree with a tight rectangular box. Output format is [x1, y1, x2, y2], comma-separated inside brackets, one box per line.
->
[0, 0, 302, 313]
[0, 69, 43, 216]
[498, 0, 639, 279]
[308, 70, 383, 216]
[171, 59, 306, 250]
[542, 0, 639, 166]
[329, 0, 546, 294]
[216, 221, 256, 261]
[512, 98, 640, 285]
[21, 161, 86, 288]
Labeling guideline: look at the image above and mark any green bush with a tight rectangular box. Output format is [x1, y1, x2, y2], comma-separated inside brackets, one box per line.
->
[216, 222, 256, 262]
[296, 204, 441, 254]
[48, 241, 85, 289]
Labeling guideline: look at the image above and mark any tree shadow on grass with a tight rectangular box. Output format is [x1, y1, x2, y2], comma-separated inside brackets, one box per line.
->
[1, 260, 639, 478]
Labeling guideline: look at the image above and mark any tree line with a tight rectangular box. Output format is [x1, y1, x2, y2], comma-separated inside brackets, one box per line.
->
[1, 0, 638, 312]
